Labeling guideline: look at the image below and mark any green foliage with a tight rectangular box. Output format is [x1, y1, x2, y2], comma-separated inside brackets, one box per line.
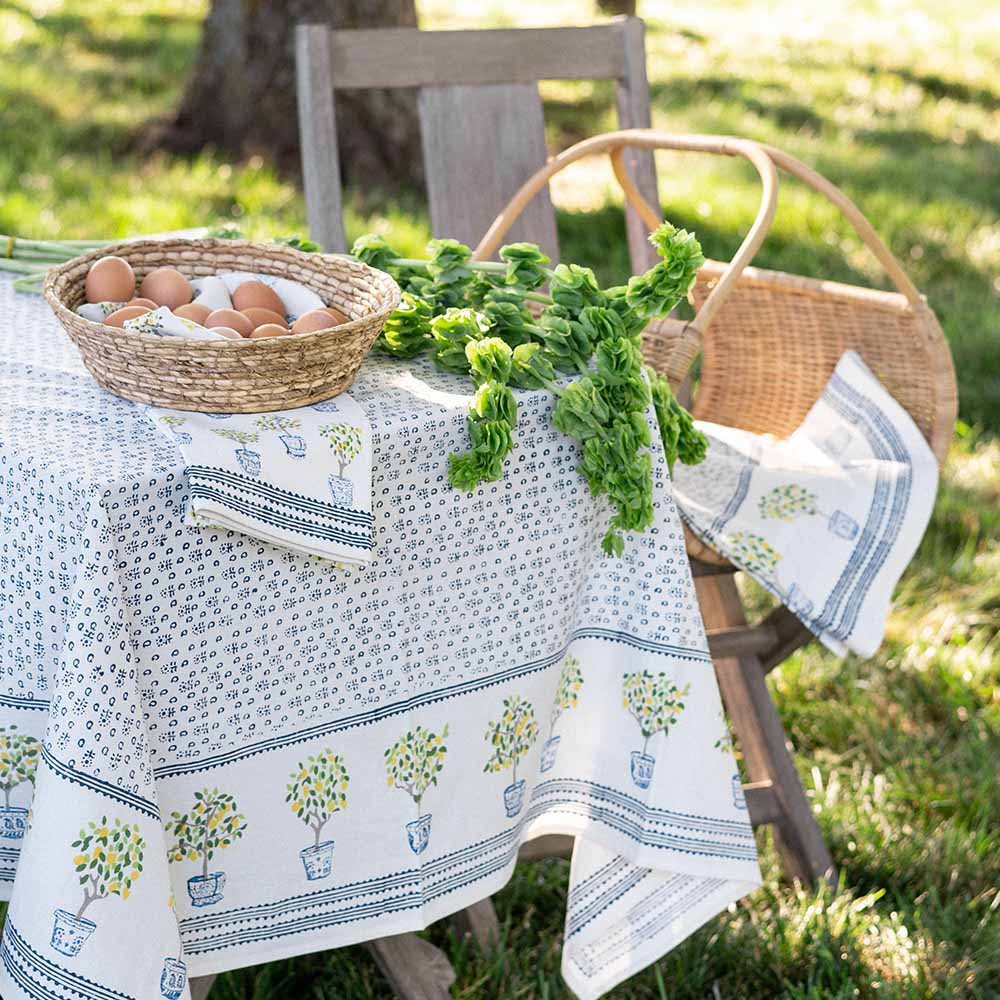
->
[649, 369, 709, 473]
[622, 671, 691, 742]
[165, 789, 247, 870]
[384, 725, 448, 808]
[71, 817, 145, 910]
[377, 292, 433, 358]
[287, 750, 349, 843]
[484, 695, 539, 776]
[625, 224, 705, 320]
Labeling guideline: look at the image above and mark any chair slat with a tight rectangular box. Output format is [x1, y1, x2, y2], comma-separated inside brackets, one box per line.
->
[326, 24, 625, 89]
[419, 84, 559, 260]
[296, 24, 347, 252]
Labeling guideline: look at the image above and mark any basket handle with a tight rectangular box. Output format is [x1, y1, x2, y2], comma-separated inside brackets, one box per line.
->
[473, 131, 781, 343]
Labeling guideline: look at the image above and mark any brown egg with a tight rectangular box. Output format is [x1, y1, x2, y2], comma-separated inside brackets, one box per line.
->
[249, 323, 290, 339]
[103, 305, 151, 328]
[85, 256, 136, 304]
[140, 267, 193, 310]
[240, 307, 289, 331]
[126, 297, 158, 310]
[210, 326, 244, 340]
[204, 309, 254, 338]
[174, 302, 213, 324]
[321, 305, 350, 325]
[291, 309, 340, 335]
[232, 280, 286, 316]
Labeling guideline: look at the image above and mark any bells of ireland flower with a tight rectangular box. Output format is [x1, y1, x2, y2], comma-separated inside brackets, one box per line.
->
[499, 242, 550, 291]
[379, 292, 433, 358]
[509, 343, 557, 390]
[430, 308, 492, 373]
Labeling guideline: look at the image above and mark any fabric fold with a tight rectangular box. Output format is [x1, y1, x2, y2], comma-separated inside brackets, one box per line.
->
[148, 396, 374, 566]
[673, 351, 939, 657]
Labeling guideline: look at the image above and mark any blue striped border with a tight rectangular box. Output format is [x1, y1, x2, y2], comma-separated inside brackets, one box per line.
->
[42, 745, 159, 821]
[154, 629, 709, 779]
[0, 694, 49, 712]
[187, 484, 374, 550]
[1, 919, 136, 1000]
[186, 466, 373, 526]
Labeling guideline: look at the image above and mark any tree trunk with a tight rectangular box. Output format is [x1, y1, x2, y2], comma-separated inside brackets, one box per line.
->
[597, 0, 637, 14]
[151, 0, 423, 192]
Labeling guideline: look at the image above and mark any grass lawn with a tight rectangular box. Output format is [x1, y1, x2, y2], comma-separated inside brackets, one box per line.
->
[1, 1, 998, 997]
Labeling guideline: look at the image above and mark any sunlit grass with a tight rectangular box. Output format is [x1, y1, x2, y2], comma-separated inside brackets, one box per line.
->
[1, 0, 997, 996]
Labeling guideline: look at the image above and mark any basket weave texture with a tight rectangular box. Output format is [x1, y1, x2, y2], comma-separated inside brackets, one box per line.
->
[689, 261, 957, 464]
[43, 238, 401, 413]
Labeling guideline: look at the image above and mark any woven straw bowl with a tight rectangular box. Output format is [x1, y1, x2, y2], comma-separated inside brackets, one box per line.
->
[43, 238, 401, 413]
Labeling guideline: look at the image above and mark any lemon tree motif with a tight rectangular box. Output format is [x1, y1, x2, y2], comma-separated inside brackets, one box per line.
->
[165, 789, 246, 881]
[255, 415, 302, 436]
[385, 725, 448, 854]
[70, 817, 145, 919]
[549, 657, 584, 736]
[725, 531, 780, 580]
[0, 725, 39, 812]
[758, 484, 823, 521]
[211, 428, 259, 446]
[623, 670, 690, 789]
[287, 750, 349, 847]
[623, 672, 690, 753]
[158, 415, 186, 429]
[319, 423, 364, 477]
[541, 657, 583, 772]
[484, 694, 538, 816]
[385, 725, 448, 811]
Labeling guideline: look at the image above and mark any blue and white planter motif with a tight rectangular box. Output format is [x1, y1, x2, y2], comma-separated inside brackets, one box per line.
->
[187, 871, 226, 908]
[630, 751, 655, 789]
[235, 448, 261, 477]
[828, 510, 859, 540]
[280, 433, 307, 459]
[503, 779, 526, 818]
[169, 429, 192, 445]
[300, 840, 335, 880]
[406, 813, 432, 854]
[50, 909, 96, 957]
[206, 413, 232, 420]
[160, 958, 187, 1000]
[732, 774, 747, 810]
[328, 474, 353, 506]
[539, 735, 561, 773]
[311, 399, 341, 413]
[0, 806, 28, 840]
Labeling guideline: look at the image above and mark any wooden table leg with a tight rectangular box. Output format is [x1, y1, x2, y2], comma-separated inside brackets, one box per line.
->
[189, 974, 217, 1000]
[696, 574, 835, 887]
[450, 897, 500, 950]
[367, 932, 457, 1000]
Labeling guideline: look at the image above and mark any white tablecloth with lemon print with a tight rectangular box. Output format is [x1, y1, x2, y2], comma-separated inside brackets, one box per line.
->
[0, 275, 760, 1000]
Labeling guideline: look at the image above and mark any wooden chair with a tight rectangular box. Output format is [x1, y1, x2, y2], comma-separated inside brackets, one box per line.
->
[294, 17, 662, 271]
[475, 129, 957, 890]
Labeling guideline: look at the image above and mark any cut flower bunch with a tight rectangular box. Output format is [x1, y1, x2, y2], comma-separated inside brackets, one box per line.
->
[2, 225, 708, 555]
[352, 224, 708, 555]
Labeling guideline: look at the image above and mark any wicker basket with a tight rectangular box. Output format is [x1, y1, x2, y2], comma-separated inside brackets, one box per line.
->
[43, 238, 401, 413]
[474, 129, 957, 565]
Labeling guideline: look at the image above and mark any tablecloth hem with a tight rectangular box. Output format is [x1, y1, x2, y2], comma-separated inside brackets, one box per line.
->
[560, 875, 761, 1000]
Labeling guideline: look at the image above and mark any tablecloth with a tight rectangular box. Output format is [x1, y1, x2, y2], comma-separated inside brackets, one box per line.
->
[0, 275, 760, 1000]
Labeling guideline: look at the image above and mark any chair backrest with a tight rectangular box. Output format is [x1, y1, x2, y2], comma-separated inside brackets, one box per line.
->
[294, 19, 661, 271]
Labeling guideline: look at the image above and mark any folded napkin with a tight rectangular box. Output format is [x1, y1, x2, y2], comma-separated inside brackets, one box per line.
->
[673, 352, 939, 657]
[148, 396, 375, 566]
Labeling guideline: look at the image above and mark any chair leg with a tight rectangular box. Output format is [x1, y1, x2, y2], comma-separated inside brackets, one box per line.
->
[695, 574, 835, 888]
[189, 975, 216, 1000]
[450, 897, 500, 950]
[367, 932, 457, 1000]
